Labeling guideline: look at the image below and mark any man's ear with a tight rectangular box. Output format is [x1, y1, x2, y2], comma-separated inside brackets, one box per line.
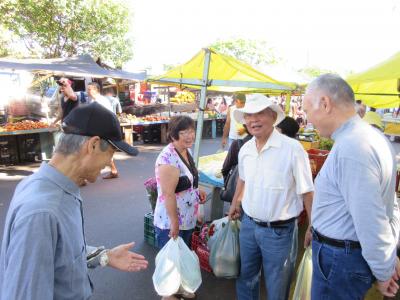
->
[87, 136, 101, 154]
[320, 96, 333, 113]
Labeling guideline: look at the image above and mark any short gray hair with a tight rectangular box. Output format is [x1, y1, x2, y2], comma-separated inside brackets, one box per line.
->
[307, 74, 355, 107]
[54, 133, 110, 155]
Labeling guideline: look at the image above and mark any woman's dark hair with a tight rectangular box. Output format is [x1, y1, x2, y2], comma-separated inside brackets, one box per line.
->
[277, 116, 300, 138]
[167, 115, 195, 141]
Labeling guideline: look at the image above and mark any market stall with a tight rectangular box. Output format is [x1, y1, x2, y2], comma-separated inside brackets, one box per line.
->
[0, 121, 58, 164]
[0, 55, 146, 164]
[347, 51, 400, 108]
[148, 48, 297, 221]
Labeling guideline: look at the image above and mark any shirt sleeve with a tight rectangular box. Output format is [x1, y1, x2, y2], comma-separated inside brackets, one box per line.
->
[1, 212, 58, 300]
[338, 157, 398, 281]
[157, 148, 180, 169]
[238, 147, 245, 181]
[292, 145, 314, 195]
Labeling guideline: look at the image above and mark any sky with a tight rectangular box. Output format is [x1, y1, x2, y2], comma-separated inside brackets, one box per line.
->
[126, 0, 399, 76]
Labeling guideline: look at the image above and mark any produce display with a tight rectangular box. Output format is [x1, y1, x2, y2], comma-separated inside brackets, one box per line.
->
[0, 120, 50, 132]
[198, 151, 227, 186]
[297, 127, 334, 151]
[169, 91, 196, 104]
[118, 113, 170, 124]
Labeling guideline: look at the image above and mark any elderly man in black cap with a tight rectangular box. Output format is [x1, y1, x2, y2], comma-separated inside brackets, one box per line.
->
[0, 102, 147, 300]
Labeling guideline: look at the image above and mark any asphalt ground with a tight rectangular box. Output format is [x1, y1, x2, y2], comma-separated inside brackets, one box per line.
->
[1, 137, 398, 299]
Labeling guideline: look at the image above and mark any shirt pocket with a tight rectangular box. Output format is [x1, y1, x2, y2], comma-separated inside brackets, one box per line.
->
[261, 170, 285, 190]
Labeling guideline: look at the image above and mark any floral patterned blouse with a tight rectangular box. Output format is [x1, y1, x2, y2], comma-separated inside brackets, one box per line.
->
[154, 143, 200, 230]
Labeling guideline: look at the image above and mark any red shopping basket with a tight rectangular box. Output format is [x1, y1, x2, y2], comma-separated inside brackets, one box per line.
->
[307, 149, 329, 176]
[191, 231, 212, 273]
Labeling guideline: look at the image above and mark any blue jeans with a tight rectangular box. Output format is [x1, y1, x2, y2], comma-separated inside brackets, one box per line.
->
[236, 214, 298, 300]
[155, 227, 194, 249]
[311, 238, 374, 300]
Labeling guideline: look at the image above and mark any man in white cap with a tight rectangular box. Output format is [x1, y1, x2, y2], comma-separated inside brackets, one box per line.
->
[228, 94, 314, 300]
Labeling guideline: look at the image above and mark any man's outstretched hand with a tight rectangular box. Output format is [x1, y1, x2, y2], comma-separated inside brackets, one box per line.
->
[108, 242, 148, 272]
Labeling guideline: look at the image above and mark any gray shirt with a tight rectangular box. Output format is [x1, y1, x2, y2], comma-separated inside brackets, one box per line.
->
[0, 162, 93, 299]
[312, 115, 400, 281]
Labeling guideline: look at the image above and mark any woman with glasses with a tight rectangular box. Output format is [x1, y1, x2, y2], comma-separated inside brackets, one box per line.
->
[153, 115, 206, 300]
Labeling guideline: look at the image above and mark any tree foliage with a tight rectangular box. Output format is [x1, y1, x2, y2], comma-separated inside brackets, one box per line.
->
[0, 0, 133, 67]
[298, 67, 337, 78]
[209, 38, 280, 66]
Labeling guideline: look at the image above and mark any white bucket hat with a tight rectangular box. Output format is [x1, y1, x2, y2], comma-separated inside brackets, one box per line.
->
[233, 94, 285, 126]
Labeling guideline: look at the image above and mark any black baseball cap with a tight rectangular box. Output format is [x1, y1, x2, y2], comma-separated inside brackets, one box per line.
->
[62, 102, 139, 156]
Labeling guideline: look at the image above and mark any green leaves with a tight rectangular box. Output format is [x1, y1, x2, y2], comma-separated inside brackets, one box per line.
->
[0, 0, 133, 67]
[210, 38, 281, 67]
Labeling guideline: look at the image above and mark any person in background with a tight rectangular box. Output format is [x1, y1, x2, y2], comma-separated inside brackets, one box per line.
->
[206, 98, 215, 111]
[104, 88, 122, 115]
[52, 77, 87, 125]
[102, 88, 123, 179]
[228, 94, 314, 300]
[295, 104, 306, 126]
[217, 97, 229, 114]
[0, 102, 146, 300]
[153, 115, 207, 300]
[276, 116, 300, 138]
[86, 83, 119, 179]
[303, 74, 400, 299]
[87, 82, 113, 112]
[221, 125, 252, 183]
[355, 99, 366, 118]
[221, 93, 247, 149]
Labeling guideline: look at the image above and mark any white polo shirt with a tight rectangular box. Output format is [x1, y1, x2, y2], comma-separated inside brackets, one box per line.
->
[238, 129, 314, 222]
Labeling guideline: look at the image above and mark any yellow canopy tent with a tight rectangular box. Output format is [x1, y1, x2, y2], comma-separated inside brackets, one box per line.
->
[148, 47, 296, 93]
[148, 48, 296, 162]
[347, 52, 400, 108]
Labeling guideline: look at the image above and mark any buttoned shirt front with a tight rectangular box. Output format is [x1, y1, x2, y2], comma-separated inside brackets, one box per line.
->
[238, 129, 314, 222]
[0, 162, 92, 300]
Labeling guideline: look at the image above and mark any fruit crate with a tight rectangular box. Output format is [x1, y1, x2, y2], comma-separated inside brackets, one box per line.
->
[144, 212, 156, 247]
[191, 231, 212, 273]
[307, 148, 329, 176]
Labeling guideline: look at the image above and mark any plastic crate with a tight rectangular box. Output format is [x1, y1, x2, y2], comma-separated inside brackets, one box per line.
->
[307, 149, 329, 176]
[0, 136, 19, 165]
[144, 212, 156, 247]
[191, 231, 212, 273]
[17, 134, 42, 162]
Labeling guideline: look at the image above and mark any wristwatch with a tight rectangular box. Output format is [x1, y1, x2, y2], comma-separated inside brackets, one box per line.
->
[99, 250, 109, 267]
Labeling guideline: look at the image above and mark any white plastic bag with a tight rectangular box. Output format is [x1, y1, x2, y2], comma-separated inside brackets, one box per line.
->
[207, 216, 230, 249]
[208, 218, 240, 278]
[293, 246, 313, 300]
[153, 237, 202, 296]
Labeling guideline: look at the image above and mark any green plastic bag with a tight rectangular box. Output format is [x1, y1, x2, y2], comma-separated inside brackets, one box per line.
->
[208, 218, 240, 278]
[293, 247, 313, 300]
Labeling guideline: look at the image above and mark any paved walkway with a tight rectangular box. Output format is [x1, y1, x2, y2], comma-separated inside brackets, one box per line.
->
[1, 137, 396, 299]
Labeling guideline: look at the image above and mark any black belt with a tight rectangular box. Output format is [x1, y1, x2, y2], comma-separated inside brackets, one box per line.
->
[311, 227, 361, 249]
[247, 215, 296, 228]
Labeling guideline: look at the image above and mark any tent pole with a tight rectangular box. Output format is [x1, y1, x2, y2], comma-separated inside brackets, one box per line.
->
[193, 49, 211, 166]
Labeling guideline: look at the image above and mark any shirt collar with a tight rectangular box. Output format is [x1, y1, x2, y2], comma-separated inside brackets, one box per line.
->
[37, 162, 82, 201]
[250, 128, 282, 152]
[331, 114, 360, 140]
